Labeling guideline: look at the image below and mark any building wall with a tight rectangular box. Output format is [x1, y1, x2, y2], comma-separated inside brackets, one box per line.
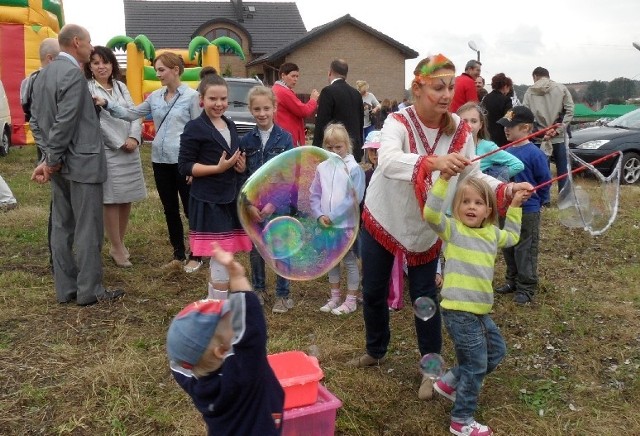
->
[284, 24, 409, 104]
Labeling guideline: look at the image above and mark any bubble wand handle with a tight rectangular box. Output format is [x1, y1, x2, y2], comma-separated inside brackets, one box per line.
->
[532, 151, 622, 191]
[470, 123, 562, 163]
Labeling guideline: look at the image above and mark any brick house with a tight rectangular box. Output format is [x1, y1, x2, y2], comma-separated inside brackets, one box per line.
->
[124, 0, 418, 101]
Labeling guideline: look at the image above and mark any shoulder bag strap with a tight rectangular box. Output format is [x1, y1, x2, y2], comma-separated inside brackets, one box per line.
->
[156, 91, 181, 133]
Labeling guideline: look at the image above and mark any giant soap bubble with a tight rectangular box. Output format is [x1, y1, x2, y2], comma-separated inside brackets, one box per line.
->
[238, 146, 360, 280]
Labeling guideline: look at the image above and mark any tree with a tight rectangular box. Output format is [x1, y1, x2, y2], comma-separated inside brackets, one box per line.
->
[607, 77, 637, 102]
[513, 84, 528, 103]
[568, 87, 579, 103]
[584, 80, 607, 105]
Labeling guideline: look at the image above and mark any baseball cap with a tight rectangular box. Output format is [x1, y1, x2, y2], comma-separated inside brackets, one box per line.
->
[497, 106, 535, 127]
[166, 298, 231, 368]
[362, 130, 382, 149]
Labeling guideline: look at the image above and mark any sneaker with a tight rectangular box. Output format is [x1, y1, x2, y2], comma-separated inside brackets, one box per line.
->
[255, 291, 265, 306]
[418, 374, 434, 400]
[331, 301, 356, 315]
[161, 259, 183, 270]
[449, 420, 493, 436]
[272, 297, 294, 313]
[513, 291, 532, 305]
[346, 353, 385, 367]
[494, 283, 515, 294]
[320, 298, 341, 312]
[434, 379, 456, 402]
[183, 259, 203, 273]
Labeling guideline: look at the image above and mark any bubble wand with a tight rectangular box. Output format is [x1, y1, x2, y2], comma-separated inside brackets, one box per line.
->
[471, 123, 562, 163]
[531, 151, 622, 191]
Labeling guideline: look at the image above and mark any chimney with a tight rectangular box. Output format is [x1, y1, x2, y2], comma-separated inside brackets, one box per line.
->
[231, 0, 243, 21]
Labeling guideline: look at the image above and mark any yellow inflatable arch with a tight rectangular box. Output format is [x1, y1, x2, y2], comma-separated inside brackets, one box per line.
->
[0, 0, 63, 144]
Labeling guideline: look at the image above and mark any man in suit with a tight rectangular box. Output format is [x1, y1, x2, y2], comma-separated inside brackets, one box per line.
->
[312, 59, 365, 161]
[30, 24, 124, 306]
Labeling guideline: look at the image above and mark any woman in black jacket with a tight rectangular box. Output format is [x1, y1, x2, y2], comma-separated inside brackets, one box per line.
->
[481, 73, 513, 146]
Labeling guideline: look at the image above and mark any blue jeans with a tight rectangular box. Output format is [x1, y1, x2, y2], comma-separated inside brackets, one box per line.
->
[361, 228, 442, 358]
[552, 142, 568, 192]
[441, 310, 506, 424]
[250, 245, 290, 297]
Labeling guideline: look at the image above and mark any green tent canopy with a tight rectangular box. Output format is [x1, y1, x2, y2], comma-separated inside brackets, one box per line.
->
[593, 104, 638, 118]
[573, 103, 597, 118]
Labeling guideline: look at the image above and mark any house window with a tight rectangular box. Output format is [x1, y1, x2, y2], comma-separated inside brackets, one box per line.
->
[202, 28, 242, 54]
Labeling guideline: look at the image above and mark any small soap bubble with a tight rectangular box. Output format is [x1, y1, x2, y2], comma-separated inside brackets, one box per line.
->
[238, 146, 360, 280]
[419, 353, 445, 379]
[413, 296, 436, 321]
[262, 216, 304, 259]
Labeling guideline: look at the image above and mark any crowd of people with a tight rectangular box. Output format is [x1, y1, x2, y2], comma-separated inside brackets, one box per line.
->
[14, 23, 577, 435]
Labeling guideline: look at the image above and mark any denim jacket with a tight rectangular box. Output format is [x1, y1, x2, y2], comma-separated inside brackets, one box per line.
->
[106, 84, 200, 164]
[240, 124, 294, 175]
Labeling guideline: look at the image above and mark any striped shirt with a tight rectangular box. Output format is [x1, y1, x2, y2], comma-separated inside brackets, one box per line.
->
[423, 178, 522, 314]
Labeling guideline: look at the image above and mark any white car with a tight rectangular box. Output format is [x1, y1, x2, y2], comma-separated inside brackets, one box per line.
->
[0, 80, 11, 156]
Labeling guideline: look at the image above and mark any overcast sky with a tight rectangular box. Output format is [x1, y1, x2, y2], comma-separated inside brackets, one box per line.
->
[63, 0, 640, 87]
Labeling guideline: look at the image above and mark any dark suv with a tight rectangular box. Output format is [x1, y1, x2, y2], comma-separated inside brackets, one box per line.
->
[225, 77, 262, 137]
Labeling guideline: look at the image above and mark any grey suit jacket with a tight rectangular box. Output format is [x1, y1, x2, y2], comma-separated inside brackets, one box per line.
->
[31, 55, 107, 184]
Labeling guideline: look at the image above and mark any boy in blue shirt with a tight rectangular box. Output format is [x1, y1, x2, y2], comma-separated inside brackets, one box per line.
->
[494, 106, 551, 305]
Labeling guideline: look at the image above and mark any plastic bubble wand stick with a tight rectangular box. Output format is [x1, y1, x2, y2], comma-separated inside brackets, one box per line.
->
[531, 150, 622, 191]
[470, 123, 562, 163]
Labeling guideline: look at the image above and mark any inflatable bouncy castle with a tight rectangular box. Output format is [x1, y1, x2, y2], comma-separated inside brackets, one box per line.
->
[0, 0, 63, 145]
[107, 34, 244, 140]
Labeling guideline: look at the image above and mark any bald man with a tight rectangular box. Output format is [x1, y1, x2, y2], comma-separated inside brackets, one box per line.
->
[31, 24, 124, 306]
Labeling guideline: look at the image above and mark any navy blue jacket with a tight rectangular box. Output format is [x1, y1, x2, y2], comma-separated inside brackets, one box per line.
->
[171, 292, 284, 435]
[178, 111, 246, 204]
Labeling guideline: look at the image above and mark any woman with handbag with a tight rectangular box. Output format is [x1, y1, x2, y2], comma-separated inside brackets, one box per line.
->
[85, 46, 145, 268]
[96, 52, 202, 271]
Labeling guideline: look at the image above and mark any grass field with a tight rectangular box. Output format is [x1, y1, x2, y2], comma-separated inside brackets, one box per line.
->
[1, 145, 639, 435]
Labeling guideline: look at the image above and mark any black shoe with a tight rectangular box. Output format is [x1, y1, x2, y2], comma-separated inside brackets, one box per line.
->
[59, 292, 78, 304]
[78, 289, 125, 306]
[513, 291, 531, 305]
[494, 283, 515, 294]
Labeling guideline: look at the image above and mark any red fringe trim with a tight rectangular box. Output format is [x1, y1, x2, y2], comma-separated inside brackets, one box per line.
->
[495, 183, 510, 217]
[362, 207, 442, 266]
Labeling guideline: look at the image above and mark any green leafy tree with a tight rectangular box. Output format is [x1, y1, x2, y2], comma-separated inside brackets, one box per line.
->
[607, 77, 636, 102]
[568, 87, 579, 103]
[584, 80, 607, 105]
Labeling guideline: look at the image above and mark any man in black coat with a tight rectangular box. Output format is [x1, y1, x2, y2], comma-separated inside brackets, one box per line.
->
[312, 59, 365, 161]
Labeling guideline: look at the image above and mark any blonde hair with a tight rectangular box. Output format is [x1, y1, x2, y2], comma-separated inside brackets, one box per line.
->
[457, 102, 490, 140]
[355, 80, 368, 93]
[247, 85, 276, 107]
[452, 177, 498, 226]
[322, 123, 353, 154]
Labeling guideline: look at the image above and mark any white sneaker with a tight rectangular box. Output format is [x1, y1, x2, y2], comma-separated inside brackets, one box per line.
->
[331, 302, 356, 315]
[320, 298, 341, 312]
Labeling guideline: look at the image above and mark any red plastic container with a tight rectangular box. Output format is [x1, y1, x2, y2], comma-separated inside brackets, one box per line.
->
[268, 351, 324, 409]
[282, 384, 342, 436]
